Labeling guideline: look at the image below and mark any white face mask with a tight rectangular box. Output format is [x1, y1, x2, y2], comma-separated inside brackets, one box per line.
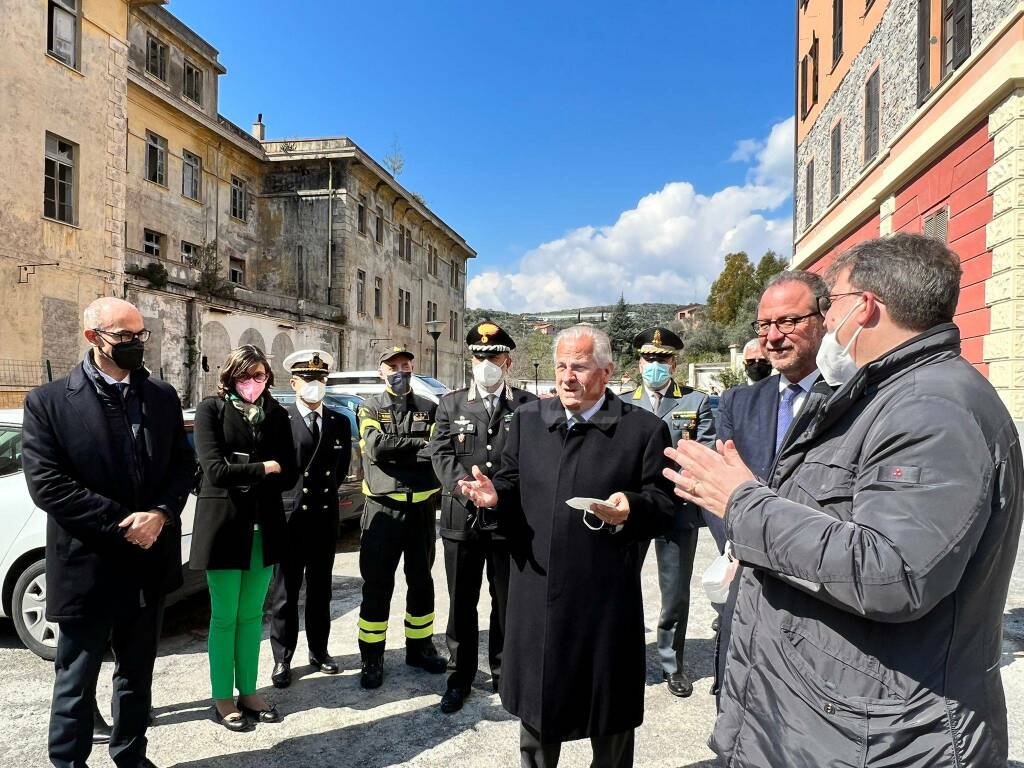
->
[299, 379, 326, 404]
[473, 359, 505, 389]
[815, 300, 864, 387]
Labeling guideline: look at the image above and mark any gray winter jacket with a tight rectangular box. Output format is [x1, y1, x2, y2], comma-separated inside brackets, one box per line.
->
[712, 324, 1023, 767]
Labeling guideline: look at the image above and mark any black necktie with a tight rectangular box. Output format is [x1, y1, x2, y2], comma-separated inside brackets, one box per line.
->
[309, 412, 319, 442]
[115, 382, 129, 400]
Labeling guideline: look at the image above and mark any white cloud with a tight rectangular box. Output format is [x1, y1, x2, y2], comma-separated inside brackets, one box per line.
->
[467, 116, 795, 313]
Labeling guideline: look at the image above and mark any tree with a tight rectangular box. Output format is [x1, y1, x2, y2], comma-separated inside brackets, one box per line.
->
[604, 295, 636, 367]
[754, 250, 789, 289]
[383, 135, 405, 178]
[707, 252, 757, 325]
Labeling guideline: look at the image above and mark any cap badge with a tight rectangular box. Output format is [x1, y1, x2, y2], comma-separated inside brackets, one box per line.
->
[653, 329, 663, 347]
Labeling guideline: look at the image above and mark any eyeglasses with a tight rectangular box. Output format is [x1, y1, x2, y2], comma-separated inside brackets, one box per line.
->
[236, 372, 269, 384]
[816, 292, 864, 315]
[93, 328, 151, 344]
[750, 313, 819, 337]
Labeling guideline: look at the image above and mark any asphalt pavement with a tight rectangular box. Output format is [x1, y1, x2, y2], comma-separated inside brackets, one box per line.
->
[1, 524, 1023, 767]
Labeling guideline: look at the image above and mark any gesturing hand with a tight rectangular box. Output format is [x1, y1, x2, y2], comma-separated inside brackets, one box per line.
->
[663, 439, 756, 519]
[457, 465, 499, 508]
[119, 510, 168, 549]
[589, 492, 630, 525]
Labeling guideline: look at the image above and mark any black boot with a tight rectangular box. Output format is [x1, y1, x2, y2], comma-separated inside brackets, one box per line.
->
[406, 641, 447, 674]
[92, 701, 112, 744]
[360, 656, 384, 689]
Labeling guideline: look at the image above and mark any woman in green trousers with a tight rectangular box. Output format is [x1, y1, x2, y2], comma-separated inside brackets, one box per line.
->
[190, 345, 298, 730]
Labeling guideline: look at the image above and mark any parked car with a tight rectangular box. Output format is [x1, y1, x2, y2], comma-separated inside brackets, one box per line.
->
[269, 391, 364, 523]
[326, 371, 448, 404]
[0, 408, 204, 661]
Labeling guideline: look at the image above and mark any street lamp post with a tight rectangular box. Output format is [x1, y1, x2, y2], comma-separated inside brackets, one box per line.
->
[533, 362, 540, 395]
[424, 320, 445, 380]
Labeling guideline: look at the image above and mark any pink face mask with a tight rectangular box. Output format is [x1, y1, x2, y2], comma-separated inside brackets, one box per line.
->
[235, 379, 266, 403]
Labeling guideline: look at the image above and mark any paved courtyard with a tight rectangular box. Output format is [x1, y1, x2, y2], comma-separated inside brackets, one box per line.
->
[2, 526, 1024, 767]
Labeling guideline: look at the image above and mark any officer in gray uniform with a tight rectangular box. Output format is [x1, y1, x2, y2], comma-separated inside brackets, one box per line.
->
[429, 320, 536, 713]
[355, 346, 446, 689]
[631, 327, 715, 697]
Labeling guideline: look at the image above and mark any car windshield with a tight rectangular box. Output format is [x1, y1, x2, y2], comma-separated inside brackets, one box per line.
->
[418, 376, 446, 390]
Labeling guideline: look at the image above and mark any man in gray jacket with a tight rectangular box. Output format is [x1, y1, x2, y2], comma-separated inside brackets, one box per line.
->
[665, 233, 1022, 767]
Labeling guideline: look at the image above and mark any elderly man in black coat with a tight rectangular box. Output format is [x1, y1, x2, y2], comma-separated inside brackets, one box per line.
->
[460, 324, 675, 768]
[21, 297, 195, 768]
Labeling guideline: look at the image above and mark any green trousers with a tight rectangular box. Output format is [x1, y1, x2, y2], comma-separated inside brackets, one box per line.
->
[206, 529, 274, 699]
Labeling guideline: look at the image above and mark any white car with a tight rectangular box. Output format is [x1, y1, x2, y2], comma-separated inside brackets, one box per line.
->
[0, 409, 201, 660]
[326, 371, 449, 404]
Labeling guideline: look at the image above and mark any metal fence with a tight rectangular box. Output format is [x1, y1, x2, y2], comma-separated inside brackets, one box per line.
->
[0, 358, 80, 387]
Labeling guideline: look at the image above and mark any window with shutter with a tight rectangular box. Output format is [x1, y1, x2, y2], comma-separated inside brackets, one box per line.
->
[924, 207, 949, 242]
[811, 36, 819, 106]
[832, 0, 843, 67]
[830, 124, 842, 201]
[917, 0, 930, 105]
[864, 69, 880, 165]
[805, 159, 815, 229]
[943, 0, 972, 76]
[800, 55, 809, 119]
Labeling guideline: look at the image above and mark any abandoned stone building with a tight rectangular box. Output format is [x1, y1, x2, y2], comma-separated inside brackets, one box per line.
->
[0, 0, 473, 407]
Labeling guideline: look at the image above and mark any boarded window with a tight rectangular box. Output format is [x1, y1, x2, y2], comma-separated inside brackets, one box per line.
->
[830, 123, 842, 201]
[864, 68, 880, 164]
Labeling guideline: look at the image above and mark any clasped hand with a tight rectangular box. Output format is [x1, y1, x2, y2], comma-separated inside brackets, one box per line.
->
[663, 438, 756, 519]
[119, 509, 167, 549]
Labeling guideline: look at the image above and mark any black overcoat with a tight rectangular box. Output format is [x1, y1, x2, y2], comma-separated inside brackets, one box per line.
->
[189, 394, 298, 571]
[428, 384, 536, 540]
[21, 362, 195, 621]
[492, 390, 674, 741]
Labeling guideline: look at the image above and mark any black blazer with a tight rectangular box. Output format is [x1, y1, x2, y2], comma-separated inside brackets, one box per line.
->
[21, 362, 195, 621]
[281, 402, 350, 526]
[189, 395, 298, 571]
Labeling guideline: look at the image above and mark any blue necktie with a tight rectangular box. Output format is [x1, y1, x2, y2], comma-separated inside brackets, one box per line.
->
[775, 383, 803, 455]
[115, 382, 129, 400]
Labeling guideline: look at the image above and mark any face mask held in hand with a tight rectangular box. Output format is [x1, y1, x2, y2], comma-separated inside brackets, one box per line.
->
[472, 359, 505, 389]
[641, 362, 672, 390]
[815, 300, 865, 388]
[387, 371, 412, 396]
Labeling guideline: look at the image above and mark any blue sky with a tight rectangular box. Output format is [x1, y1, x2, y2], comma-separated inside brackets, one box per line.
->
[168, 0, 796, 311]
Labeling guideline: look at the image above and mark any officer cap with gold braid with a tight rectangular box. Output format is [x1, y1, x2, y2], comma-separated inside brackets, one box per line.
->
[283, 348, 334, 376]
[466, 319, 516, 357]
[633, 326, 683, 356]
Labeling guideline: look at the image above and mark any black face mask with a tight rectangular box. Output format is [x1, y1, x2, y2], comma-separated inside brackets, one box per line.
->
[744, 359, 772, 382]
[97, 339, 146, 372]
[387, 371, 412, 395]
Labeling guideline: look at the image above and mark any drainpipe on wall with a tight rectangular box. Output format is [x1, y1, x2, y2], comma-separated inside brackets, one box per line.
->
[327, 160, 334, 306]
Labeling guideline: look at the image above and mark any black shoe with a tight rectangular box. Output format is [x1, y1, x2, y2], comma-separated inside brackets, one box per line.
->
[212, 706, 253, 732]
[491, 674, 501, 694]
[309, 654, 340, 675]
[406, 643, 447, 674]
[440, 685, 469, 714]
[271, 661, 291, 689]
[360, 656, 384, 689]
[239, 703, 281, 723]
[664, 670, 693, 698]
[92, 703, 112, 744]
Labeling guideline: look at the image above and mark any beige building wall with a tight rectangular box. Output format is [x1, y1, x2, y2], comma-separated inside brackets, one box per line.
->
[0, 0, 132, 396]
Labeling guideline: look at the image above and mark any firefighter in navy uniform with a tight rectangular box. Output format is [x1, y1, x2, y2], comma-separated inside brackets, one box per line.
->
[428, 321, 537, 714]
[631, 326, 716, 698]
[356, 346, 446, 689]
[269, 349, 351, 689]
